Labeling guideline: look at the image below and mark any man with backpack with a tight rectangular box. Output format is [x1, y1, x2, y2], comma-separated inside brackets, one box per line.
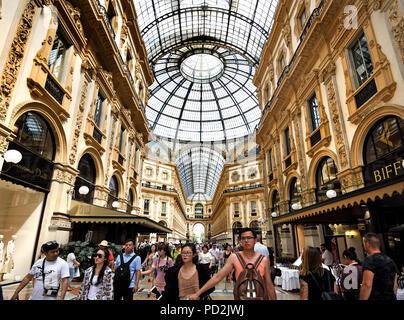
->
[114, 239, 141, 301]
[188, 228, 277, 300]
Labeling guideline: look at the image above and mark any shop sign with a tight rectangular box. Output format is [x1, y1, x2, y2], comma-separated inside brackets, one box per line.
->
[1, 141, 53, 191]
[373, 160, 403, 183]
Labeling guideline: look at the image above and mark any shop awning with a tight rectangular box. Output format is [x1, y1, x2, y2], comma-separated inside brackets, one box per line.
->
[69, 200, 172, 234]
[272, 179, 404, 225]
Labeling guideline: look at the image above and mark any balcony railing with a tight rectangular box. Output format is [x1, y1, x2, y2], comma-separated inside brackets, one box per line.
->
[261, 0, 326, 119]
[310, 129, 322, 147]
[354, 78, 377, 108]
[94, 0, 145, 113]
[223, 184, 264, 194]
[45, 75, 64, 104]
[141, 182, 177, 193]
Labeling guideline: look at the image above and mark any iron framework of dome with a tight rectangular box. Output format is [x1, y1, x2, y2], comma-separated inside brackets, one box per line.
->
[135, 0, 279, 200]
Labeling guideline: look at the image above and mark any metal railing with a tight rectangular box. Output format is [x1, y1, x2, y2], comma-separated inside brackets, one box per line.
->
[223, 183, 264, 194]
[260, 0, 327, 122]
[94, 0, 145, 113]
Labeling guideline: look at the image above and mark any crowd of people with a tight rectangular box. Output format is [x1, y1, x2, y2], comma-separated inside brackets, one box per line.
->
[5, 230, 402, 301]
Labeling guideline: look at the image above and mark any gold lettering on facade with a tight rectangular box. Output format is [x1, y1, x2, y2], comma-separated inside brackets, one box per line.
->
[373, 161, 402, 183]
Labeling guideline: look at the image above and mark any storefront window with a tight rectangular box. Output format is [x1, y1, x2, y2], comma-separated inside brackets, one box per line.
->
[363, 116, 404, 185]
[271, 190, 280, 214]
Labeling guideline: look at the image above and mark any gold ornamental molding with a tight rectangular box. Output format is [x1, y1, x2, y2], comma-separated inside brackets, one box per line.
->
[0, 1, 38, 122]
[272, 179, 404, 225]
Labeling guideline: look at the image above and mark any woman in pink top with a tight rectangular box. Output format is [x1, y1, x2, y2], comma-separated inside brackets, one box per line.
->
[152, 243, 173, 293]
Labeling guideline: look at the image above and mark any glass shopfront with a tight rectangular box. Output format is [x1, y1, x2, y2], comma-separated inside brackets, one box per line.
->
[0, 111, 55, 284]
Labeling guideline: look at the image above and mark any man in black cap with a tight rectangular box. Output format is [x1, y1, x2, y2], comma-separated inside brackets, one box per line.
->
[10, 240, 69, 300]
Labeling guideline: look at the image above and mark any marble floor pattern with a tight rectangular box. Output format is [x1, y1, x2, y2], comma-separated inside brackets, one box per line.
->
[1, 276, 300, 301]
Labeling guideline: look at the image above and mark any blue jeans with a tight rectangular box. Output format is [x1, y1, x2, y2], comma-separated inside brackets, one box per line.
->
[68, 267, 75, 287]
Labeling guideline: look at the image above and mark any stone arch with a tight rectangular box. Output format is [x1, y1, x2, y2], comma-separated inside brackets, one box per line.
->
[77, 147, 104, 186]
[10, 101, 68, 163]
[109, 170, 124, 198]
[283, 171, 301, 200]
[128, 184, 138, 207]
[350, 104, 404, 167]
[307, 149, 339, 189]
[268, 187, 280, 208]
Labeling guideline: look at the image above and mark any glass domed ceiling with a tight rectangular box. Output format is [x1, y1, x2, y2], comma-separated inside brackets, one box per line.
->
[135, 0, 279, 143]
[147, 45, 260, 142]
[180, 53, 224, 83]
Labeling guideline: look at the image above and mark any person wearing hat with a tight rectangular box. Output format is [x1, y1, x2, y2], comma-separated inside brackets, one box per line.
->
[171, 241, 182, 264]
[10, 241, 69, 300]
[98, 240, 115, 271]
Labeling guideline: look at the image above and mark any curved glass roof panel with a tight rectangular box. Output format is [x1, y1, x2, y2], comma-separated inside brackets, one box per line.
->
[135, 0, 279, 66]
[176, 145, 225, 200]
[146, 44, 259, 142]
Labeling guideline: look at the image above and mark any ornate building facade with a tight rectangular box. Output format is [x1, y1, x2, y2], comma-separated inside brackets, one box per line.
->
[254, 0, 404, 268]
[0, 0, 171, 284]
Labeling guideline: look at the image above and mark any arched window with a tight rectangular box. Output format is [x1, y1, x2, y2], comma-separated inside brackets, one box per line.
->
[127, 188, 134, 213]
[316, 157, 341, 202]
[289, 177, 302, 210]
[14, 111, 55, 160]
[250, 220, 260, 229]
[233, 221, 242, 229]
[363, 116, 404, 185]
[74, 154, 96, 204]
[195, 203, 203, 218]
[271, 190, 280, 215]
[108, 175, 119, 208]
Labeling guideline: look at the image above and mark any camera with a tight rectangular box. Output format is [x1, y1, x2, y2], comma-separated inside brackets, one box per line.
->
[159, 265, 168, 272]
[43, 288, 59, 297]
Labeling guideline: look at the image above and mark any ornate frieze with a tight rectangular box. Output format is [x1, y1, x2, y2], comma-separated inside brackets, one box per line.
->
[69, 77, 89, 165]
[0, 1, 37, 122]
[386, 0, 404, 67]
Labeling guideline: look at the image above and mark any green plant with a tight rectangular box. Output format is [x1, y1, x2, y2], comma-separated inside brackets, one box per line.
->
[60, 241, 120, 279]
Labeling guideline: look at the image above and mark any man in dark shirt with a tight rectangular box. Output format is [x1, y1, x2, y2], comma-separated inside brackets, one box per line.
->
[360, 233, 398, 300]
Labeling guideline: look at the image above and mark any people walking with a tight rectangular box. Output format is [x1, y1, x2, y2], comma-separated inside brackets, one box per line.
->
[335, 248, 362, 300]
[171, 241, 182, 263]
[222, 245, 232, 282]
[188, 228, 276, 300]
[77, 248, 114, 300]
[162, 243, 214, 301]
[209, 243, 219, 275]
[360, 233, 399, 300]
[66, 245, 80, 291]
[10, 241, 69, 300]
[98, 240, 115, 271]
[113, 239, 141, 301]
[153, 243, 174, 293]
[320, 243, 334, 269]
[254, 237, 269, 257]
[141, 243, 158, 296]
[299, 246, 336, 300]
[198, 245, 213, 275]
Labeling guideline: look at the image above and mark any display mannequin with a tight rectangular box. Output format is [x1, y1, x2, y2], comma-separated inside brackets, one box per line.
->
[0, 235, 4, 282]
[1, 235, 16, 275]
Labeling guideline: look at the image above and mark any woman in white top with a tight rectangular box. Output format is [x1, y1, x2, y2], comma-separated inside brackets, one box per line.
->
[77, 248, 114, 300]
[66, 246, 80, 291]
[198, 245, 212, 275]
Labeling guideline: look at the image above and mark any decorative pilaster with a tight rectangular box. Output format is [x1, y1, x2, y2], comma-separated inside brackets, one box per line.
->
[322, 62, 350, 170]
[0, 1, 38, 122]
[386, 0, 404, 67]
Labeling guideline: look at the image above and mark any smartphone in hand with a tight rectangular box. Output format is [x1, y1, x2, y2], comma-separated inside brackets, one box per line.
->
[151, 286, 162, 300]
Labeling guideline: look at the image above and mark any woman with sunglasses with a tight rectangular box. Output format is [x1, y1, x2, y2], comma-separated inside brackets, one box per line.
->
[161, 243, 214, 301]
[77, 248, 114, 300]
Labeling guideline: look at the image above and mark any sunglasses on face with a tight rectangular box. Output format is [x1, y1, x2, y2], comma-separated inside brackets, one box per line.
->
[93, 254, 104, 259]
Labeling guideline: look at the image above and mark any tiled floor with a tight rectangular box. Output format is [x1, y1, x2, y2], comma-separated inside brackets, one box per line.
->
[1, 276, 299, 301]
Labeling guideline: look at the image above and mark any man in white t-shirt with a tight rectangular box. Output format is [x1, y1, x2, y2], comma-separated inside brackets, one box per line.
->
[10, 241, 69, 300]
[254, 237, 269, 257]
[209, 244, 219, 274]
[320, 243, 334, 268]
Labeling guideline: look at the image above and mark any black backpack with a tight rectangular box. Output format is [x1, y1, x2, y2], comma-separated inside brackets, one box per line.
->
[113, 253, 137, 289]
